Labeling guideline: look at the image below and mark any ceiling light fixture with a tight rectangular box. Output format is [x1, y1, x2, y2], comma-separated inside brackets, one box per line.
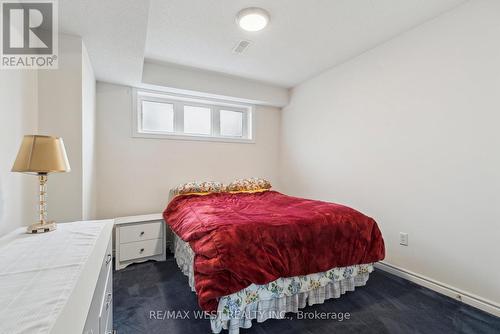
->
[236, 7, 270, 32]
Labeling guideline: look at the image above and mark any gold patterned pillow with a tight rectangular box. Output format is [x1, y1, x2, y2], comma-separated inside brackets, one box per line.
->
[225, 178, 272, 193]
[171, 181, 225, 197]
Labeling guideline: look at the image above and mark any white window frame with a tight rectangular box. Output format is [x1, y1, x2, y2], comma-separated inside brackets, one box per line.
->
[132, 88, 255, 143]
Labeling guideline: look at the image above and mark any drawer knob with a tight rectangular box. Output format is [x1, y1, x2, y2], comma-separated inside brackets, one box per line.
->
[140, 231, 145, 236]
[140, 248, 144, 253]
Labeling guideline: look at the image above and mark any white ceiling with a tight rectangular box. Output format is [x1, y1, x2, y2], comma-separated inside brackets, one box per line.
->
[59, 0, 151, 86]
[145, 0, 465, 87]
[59, 0, 466, 88]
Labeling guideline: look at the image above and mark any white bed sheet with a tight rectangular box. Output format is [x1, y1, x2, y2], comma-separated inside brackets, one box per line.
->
[0, 222, 106, 334]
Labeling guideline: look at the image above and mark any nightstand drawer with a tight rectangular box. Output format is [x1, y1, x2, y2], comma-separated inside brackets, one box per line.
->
[114, 214, 167, 270]
[119, 221, 162, 244]
[119, 239, 163, 261]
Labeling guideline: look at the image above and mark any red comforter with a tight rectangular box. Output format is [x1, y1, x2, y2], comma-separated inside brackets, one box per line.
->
[163, 191, 385, 312]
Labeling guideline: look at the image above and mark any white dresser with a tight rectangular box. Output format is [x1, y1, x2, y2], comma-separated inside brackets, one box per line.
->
[114, 214, 168, 270]
[0, 220, 114, 334]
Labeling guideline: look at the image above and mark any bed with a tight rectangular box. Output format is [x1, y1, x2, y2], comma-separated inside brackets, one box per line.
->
[163, 179, 385, 333]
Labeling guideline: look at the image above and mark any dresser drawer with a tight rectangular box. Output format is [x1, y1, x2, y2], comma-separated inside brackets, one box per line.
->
[119, 239, 163, 261]
[83, 235, 113, 334]
[119, 221, 162, 244]
[99, 264, 113, 334]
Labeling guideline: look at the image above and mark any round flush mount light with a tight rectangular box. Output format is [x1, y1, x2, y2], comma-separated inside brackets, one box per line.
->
[236, 7, 270, 32]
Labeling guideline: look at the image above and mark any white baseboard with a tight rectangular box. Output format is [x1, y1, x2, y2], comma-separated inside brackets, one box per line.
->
[375, 261, 500, 318]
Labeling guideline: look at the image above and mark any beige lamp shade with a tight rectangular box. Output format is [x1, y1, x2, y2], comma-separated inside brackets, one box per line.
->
[11, 135, 71, 174]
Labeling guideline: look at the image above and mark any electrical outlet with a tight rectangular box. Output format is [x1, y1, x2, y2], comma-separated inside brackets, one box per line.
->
[399, 232, 408, 246]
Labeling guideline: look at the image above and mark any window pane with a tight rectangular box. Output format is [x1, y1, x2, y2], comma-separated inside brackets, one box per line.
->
[184, 105, 211, 135]
[141, 101, 174, 132]
[220, 110, 243, 137]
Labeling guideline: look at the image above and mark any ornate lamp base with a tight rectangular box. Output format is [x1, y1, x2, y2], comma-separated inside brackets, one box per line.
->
[27, 221, 57, 234]
[26, 173, 57, 234]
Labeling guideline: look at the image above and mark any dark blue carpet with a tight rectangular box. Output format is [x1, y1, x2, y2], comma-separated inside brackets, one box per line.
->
[113, 255, 500, 334]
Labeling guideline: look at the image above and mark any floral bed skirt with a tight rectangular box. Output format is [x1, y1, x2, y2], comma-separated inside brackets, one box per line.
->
[173, 235, 373, 334]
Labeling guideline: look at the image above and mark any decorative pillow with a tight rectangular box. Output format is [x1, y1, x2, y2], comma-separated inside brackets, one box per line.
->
[225, 178, 272, 193]
[171, 181, 224, 197]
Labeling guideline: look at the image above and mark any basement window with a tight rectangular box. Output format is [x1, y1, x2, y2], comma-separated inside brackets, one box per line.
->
[133, 89, 254, 143]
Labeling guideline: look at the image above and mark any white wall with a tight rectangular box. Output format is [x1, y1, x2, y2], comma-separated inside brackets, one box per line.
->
[142, 61, 289, 107]
[0, 71, 38, 235]
[95, 82, 281, 219]
[38, 34, 84, 223]
[37, 34, 97, 223]
[82, 43, 97, 220]
[280, 0, 500, 306]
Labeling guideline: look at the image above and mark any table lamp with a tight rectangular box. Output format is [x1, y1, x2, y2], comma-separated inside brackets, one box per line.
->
[11, 135, 71, 234]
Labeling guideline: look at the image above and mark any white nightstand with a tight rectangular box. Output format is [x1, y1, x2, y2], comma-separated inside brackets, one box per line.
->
[114, 213, 168, 270]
